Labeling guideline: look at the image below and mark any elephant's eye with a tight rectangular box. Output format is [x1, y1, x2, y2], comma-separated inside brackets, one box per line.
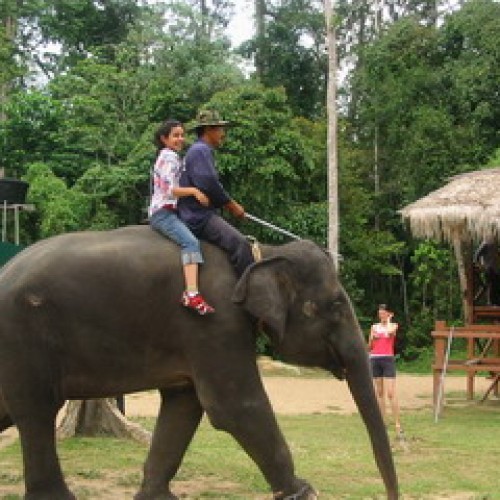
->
[320, 298, 343, 318]
[327, 296, 343, 309]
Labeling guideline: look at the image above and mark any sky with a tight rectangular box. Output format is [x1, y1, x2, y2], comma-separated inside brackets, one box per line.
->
[226, 0, 255, 47]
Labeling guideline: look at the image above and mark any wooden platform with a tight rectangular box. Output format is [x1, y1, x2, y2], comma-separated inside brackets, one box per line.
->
[472, 305, 500, 323]
[432, 321, 500, 409]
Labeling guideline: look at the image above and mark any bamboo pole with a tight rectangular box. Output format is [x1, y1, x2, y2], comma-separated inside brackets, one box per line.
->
[452, 234, 472, 324]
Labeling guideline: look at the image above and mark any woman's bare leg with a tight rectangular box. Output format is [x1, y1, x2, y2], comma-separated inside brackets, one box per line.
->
[183, 263, 198, 292]
[384, 378, 401, 432]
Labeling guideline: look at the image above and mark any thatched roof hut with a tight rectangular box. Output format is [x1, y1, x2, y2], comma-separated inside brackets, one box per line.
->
[400, 167, 500, 323]
[400, 167, 500, 243]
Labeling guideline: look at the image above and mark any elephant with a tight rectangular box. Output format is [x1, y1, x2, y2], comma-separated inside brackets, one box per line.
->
[0, 225, 398, 499]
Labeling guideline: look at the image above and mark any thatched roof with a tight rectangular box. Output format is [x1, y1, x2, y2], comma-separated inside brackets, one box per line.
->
[400, 167, 500, 243]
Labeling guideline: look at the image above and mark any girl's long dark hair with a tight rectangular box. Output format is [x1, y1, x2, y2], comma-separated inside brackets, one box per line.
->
[153, 119, 183, 158]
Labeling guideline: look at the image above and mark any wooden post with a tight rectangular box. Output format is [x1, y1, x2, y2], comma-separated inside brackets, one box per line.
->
[452, 235, 472, 324]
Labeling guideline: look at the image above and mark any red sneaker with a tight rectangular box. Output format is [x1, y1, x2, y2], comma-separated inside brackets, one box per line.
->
[181, 291, 215, 315]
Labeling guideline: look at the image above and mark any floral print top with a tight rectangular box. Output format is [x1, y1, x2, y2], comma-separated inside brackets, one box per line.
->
[148, 148, 183, 217]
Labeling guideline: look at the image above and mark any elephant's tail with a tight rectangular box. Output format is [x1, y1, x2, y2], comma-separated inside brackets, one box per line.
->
[0, 392, 14, 433]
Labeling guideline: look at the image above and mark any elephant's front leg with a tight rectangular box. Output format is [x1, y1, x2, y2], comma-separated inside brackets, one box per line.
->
[197, 368, 316, 499]
[135, 386, 203, 500]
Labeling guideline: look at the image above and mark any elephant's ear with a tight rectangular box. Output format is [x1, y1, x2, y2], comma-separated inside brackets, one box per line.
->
[232, 256, 296, 340]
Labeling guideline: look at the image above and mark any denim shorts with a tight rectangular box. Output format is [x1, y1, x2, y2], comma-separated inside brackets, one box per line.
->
[150, 208, 203, 265]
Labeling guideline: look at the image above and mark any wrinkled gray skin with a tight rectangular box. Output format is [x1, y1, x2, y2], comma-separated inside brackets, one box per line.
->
[0, 226, 398, 500]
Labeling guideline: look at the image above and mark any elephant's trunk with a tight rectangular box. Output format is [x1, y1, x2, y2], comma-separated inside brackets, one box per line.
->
[345, 354, 399, 499]
[0, 392, 14, 433]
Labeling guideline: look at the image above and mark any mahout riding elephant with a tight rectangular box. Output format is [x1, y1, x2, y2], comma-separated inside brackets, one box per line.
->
[0, 225, 398, 499]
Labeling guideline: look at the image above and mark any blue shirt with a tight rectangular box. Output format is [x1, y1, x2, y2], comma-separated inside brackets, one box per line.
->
[178, 139, 231, 233]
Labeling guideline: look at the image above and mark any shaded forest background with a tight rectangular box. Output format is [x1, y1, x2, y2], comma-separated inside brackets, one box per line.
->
[1, 0, 499, 359]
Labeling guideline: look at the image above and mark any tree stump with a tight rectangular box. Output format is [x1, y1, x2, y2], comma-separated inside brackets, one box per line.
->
[57, 399, 151, 445]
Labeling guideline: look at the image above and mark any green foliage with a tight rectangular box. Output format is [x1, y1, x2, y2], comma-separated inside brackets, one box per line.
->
[37, 0, 143, 68]
[0, 26, 23, 90]
[404, 241, 462, 354]
[0, 91, 68, 179]
[203, 83, 321, 240]
[24, 163, 91, 238]
[410, 241, 460, 318]
[239, 0, 327, 118]
[351, 1, 500, 207]
[3, 404, 500, 498]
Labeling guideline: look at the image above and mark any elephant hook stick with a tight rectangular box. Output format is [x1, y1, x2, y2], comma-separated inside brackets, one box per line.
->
[246, 212, 343, 262]
[246, 212, 303, 240]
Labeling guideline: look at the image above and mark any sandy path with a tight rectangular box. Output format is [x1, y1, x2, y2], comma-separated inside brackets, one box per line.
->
[1, 372, 496, 450]
[123, 373, 496, 417]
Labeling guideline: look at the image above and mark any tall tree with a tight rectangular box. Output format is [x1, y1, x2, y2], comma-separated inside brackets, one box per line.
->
[254, 0, 266, 79]
[324, 0, 338, 267]
[36, 0, 143, 72]
[240, 0, 327, 118]
[0, 0, 26, 121]
[167, 0, 234, 44]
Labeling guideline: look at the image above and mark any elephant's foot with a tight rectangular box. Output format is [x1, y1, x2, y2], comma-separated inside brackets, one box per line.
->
[273, 480, 318, 500]
[24, 487, 76, 500]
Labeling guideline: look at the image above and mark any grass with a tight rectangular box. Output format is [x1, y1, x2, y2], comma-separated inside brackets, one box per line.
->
[1, 401, 500, 499]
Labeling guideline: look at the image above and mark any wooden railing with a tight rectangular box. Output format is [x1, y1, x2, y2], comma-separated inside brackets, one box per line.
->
[472, 305, 500, 323]
[432, 321, 500, 408]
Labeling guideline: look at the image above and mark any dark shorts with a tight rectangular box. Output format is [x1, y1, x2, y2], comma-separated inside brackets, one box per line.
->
[370, 356, 396, 379]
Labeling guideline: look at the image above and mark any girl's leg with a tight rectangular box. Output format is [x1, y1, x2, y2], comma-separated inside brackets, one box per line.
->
[183, 263, 199, 293]
[150, 210, 214, 314]
[384, 377, 401, 432]
[373, 377, 386, 420]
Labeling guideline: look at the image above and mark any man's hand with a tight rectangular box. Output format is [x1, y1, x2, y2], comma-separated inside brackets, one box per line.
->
[193, 188, 210, 207]
[224, 200, 245, 218]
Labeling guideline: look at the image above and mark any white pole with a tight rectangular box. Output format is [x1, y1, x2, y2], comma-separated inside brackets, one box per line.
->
[434, 326, 454, 423]
[2, 200, 7, 242]
[14, 204, 19, 245]
[324, 0, 339, 269]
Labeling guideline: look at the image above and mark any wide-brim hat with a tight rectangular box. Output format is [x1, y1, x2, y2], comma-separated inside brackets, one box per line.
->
[187, 109, 230, 131]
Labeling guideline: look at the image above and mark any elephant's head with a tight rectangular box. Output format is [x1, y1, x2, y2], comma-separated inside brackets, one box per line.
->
[232, 240, 363, 377]
[232, 239, 399, 499]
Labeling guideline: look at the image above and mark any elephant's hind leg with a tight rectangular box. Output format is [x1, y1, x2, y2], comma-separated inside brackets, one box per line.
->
[135, 386, 203, 500]
[16, 407, 75, 499]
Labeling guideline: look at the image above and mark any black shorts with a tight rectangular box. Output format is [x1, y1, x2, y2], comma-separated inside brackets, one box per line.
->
[370, 356, 396, 378]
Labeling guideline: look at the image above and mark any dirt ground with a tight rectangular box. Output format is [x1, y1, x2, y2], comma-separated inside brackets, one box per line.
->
[1, 360, 497, 445]
[120, 357, 497, 417]
[121, 372, 494, 417]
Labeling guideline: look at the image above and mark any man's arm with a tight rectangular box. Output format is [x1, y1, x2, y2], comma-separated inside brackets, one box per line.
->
[173, 186, 210, 206]
[185, 146, 231, 208]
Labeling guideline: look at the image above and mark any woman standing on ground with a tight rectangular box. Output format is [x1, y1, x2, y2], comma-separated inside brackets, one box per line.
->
[368, 304, 403, 436]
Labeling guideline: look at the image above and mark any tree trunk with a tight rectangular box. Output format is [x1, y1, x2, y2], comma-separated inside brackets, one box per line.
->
[452, 235, 472, 325]
[324, 0, 339, 269]
[0, 13, 16, 122]
[57, 399, 151, 445]
[254, 0, 266, 79]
